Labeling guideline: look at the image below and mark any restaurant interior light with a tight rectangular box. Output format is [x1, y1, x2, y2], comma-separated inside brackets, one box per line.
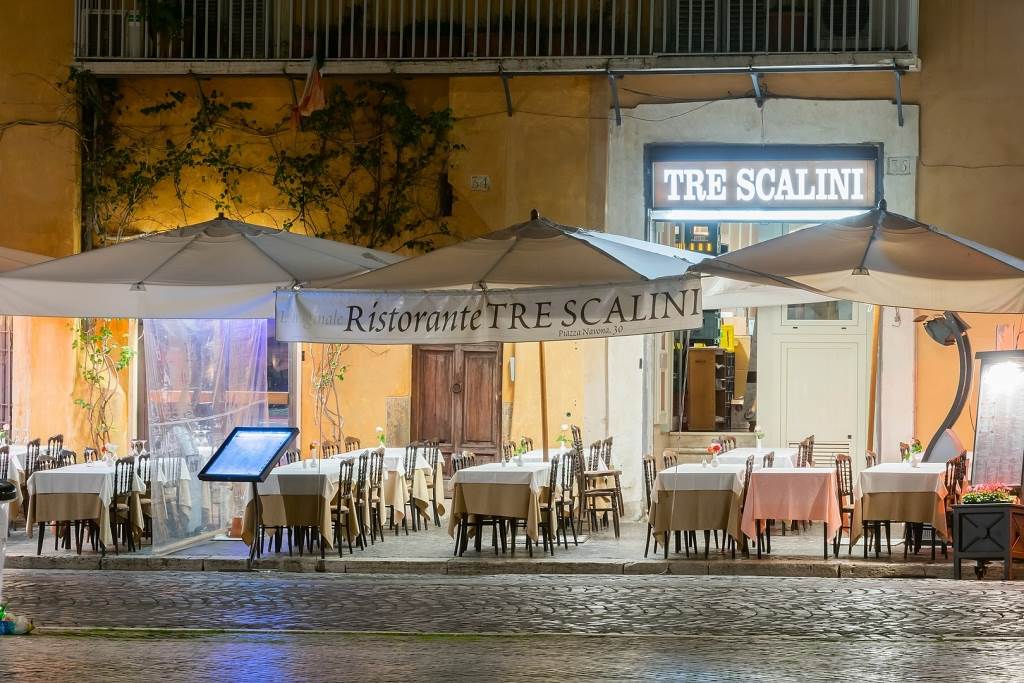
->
[650, 209, 867, 222]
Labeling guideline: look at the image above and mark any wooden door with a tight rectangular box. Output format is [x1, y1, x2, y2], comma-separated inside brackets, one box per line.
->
[412, 343, 502, 464]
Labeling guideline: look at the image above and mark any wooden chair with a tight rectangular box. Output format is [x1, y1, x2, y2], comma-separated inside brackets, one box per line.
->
[82, 447, 99, 463]
[332, 460, 356, 556]
[320, 441, 338, 459]
[553, 445, 579, 549]
[762, 451, 775, 469]
[46, 434, 64, 457]
[395, 443, 419, 534]
[526, 453, 559, 557]
[834, 454, 856, 556]
[570, 425, 583, 453]
[502, 440, 517, 462]
[587, 440, 603, 470]
[367, 448, 386, 544]
[662, 452, 679, 469]
[865, 450, 878, 468]
[57, 449, 76, 468]
[351, 452, 372, 550]
[344, 436, 361, 452]
[860, 451, 891, 556]
[520, 436, 534, 451]
[724, 455, 756, 559]
[642, 454, 660, 558]
[424, 444, 442, 527]
[575, 446, 621, 538]
[24, 439, 43, 478]
[109, 457, 137, 555]
[0, 445, 8, 482]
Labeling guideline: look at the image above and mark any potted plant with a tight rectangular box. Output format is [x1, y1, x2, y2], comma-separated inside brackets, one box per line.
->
[962, 483, 1016, 505]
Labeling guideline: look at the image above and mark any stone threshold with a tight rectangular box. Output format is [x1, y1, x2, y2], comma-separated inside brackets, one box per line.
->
[4, 553, 958, 579]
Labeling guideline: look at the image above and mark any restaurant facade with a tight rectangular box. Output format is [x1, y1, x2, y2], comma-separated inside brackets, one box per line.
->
[0, 2, 1022, 516]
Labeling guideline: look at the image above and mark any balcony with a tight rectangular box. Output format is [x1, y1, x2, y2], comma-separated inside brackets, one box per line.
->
[74, 0, 919, 76]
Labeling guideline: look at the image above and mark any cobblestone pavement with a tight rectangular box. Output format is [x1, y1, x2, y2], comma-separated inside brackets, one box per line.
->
[3, 570, 1024, 681]
[2, 631, 1021, 682]
[6, 569, 1022, 636]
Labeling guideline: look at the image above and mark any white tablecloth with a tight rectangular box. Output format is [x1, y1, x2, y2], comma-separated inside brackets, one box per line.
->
[335, 447, 430, 472]
[857, 462, 948, 497]
[27, 462, 146, 506]
[719, 447, 797, 469]
[7, 444, 27, 472]
[453, 462, 551, 493]
[656, 463, 745, 495]
[254, 459, 339, 497]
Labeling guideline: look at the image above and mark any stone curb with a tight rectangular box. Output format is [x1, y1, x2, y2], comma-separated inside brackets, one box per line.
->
[3, 552, 960, 580]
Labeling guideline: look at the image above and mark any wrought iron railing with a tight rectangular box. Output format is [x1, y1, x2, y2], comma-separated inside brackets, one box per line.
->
[75, 0, 917, 66]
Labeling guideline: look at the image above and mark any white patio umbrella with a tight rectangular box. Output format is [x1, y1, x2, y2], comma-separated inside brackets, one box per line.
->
[693, 203, 1024, 313]
[282, 210, 708, 460]
[0, 215, 402, 319]
[0, 246, 50, 272]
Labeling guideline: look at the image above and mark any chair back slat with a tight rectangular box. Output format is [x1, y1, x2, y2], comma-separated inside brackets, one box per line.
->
[0, 445, 9, 481]
[762, 451, 775, 469]
[403, 443, 419, 481]
[344, 436, 361, 451]
[587, 441, 602, 471]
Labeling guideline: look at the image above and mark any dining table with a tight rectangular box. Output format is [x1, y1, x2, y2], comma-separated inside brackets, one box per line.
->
[240, 457, 360, 552]
[739, 467, 843, 559]
[448, 461, 555, 547]
[335, 447, 446, 526]
[649, 463, 745, 558]
[26, 460, 146, 551]
[852, 462, 950, 556]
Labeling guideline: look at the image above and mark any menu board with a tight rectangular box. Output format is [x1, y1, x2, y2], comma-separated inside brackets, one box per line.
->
[198, 427, 298, 482]
[971, 352, 1024, 488]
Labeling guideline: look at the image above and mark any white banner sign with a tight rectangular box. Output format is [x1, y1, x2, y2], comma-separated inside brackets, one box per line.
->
[275, 278, 702, 344]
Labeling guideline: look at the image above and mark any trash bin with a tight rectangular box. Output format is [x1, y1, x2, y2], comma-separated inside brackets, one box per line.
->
[0, 481, 16, 606]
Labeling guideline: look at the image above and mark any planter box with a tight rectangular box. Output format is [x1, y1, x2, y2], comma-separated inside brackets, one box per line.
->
[952, 503, 1024, 580]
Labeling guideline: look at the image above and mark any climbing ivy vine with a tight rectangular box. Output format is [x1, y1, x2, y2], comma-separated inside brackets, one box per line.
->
[64, 69, 460, 251]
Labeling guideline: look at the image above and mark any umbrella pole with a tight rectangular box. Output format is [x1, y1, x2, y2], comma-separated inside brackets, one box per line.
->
[867, 305, 882, 454]
[539, 341, 549, 462]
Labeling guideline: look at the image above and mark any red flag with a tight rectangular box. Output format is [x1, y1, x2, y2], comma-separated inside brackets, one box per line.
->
[292, 56, 326, 128]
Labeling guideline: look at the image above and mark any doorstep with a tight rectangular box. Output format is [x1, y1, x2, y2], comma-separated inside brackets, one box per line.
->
[2, 552, 957, 579]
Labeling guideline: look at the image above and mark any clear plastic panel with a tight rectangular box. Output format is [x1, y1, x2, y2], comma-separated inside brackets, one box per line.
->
[143, 319, 269, 552]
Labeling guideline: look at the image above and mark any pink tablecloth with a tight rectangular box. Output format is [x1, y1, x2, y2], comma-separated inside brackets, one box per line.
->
[739, 468, 843, 542]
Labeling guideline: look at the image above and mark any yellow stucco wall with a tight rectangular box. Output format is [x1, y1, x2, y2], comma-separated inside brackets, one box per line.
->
[3, 1, 1024, 455]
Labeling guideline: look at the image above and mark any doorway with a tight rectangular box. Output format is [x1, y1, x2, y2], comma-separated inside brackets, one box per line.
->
[412, 343, 503, 466]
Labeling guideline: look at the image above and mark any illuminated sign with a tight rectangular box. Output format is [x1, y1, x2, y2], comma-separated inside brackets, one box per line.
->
[649, 152, 878, 212]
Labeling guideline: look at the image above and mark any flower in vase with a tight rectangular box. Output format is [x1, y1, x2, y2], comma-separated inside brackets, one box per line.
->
[375, 426, 386, 446]
[707, 443, 722, 456]
[754, 424, 765, 440]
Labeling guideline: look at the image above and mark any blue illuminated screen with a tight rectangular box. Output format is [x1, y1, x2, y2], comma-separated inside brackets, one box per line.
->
[200, 427, 296, 481]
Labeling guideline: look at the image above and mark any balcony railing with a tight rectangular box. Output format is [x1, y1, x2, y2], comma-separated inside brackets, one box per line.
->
[74, 0, 918, 74]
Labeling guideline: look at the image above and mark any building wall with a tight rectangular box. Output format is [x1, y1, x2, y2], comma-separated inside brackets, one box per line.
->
[3, 1, 1023, 459]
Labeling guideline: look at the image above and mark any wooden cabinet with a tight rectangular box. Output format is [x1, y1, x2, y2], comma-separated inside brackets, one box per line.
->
[685, 347, 735, 432]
